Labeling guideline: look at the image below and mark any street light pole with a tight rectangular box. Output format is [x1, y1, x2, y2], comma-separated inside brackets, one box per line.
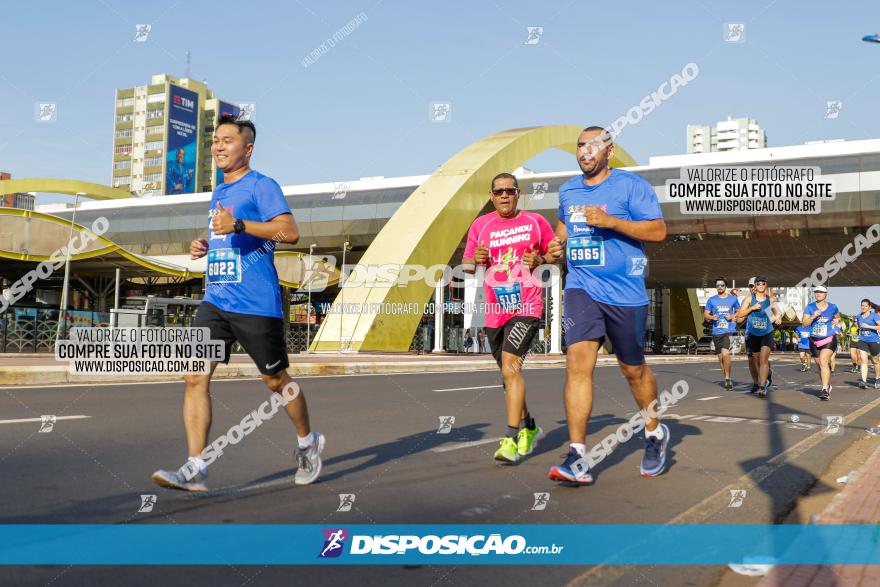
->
[306, 243, 316, 352]
[56, 192, 86, 343]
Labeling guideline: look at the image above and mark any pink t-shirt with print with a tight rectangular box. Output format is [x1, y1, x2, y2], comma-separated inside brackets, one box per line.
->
[463, 210, 555, 329]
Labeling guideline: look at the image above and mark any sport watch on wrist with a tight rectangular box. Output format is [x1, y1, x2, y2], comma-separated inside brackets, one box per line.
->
[233, 218, 245, 234]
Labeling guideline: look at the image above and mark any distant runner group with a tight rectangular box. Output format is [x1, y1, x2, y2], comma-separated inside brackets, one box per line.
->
[704, 279, 880, 401]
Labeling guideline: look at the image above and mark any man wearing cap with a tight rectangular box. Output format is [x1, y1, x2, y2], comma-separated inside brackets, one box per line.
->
[802, 285, 842, 400]
[737, 276, 782, 397]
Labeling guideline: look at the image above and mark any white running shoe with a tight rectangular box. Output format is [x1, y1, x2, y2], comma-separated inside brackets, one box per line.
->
[294, 432, 325, 485]
[151, 462, 208, 492]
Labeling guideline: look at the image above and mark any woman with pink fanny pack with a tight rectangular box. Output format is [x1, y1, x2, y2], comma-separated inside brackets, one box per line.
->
[802, 285, 842, 401]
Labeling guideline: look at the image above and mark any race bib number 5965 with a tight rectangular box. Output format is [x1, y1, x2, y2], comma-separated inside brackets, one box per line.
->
[567, 237, 605, 268]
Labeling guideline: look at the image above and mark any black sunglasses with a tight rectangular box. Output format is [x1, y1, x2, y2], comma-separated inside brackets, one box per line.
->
[492, 188, 519, 196]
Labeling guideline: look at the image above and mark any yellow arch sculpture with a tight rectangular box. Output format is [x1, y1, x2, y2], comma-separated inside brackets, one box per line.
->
[0, 178, 136, 201]
[0, 208, 339, 289]
[311, 125, 637, 352]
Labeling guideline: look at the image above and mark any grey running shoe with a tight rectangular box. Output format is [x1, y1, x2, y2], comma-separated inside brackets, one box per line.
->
[294, 432, 325, 485]
[151, 462, 208, 492]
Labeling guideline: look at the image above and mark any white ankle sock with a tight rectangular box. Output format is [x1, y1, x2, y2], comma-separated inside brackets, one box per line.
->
[187, 456, 207, 474]
[570, 443, 586, 457]
[645, 425, 664, 440]
[298, 432, 314, 449]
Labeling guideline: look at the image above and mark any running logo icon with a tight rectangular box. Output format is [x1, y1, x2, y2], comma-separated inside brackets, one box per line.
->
[531, 492, 550, 510]
[138, 494, 157, 513]
[530, 182, 549, 202]
[724, 22, 745, 43]
[823, 415, 843, 435]
[430, 102, 451, 123]
[824, 101, 843, 119]
[337, 494, 356, 512]
[35, 103, 57, 123]
[133, 24, 151, 42]
[237, 102, 256, 121]
[629, 256, 648, 276]
[39, 415, 56, 433]
[319, 528, 348, 558]
[332, 182, 349, 200]
[728, 489, 746, 508]
[437, 416, 455, 434]
[524, 27, 543, 45]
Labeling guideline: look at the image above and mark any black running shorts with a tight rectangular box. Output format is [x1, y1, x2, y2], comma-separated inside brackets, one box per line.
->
[193, 301, 289, 375]
[484, 316, 539, 368]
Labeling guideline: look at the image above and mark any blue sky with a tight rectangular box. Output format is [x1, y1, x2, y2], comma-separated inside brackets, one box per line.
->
[2, 0, 880, 198]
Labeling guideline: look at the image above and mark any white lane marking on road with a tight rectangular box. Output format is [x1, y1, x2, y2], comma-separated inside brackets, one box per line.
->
[433, 385, 503, 392]
[697, 396, 722, 401]
[0, 415, 91, 425]
[431, 437, 500, 453]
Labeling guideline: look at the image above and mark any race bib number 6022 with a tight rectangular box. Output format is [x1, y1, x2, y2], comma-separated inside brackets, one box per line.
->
[207, 248, 242, 283]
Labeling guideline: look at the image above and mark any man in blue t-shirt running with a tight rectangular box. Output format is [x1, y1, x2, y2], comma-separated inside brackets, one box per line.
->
[703, 277, 740, 390]
[796, 323, 812, 372]
[544, 126, 668, 486]
[152, 115, 324, 492]
[855, 299, 880, 388]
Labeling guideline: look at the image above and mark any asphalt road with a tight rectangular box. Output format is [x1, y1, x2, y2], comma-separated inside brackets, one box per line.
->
[2, 356, 879, 586]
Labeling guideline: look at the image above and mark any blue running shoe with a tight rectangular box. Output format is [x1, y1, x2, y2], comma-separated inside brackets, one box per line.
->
[640, 423, 670, 477]
[548, 448, 594, 485]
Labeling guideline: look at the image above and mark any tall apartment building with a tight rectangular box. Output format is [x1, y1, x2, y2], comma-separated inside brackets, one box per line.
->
[687, 117, 767, 154]
[111, 74, 238, 197]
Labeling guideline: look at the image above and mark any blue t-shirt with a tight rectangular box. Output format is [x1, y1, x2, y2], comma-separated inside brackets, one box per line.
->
[202, 170, 291, 318]
[705, 294, 740, 335]
[796, 325, 811, 348]
[745, 294, 775, 336]
[858, 311, 880, 343]
[558, 168, 663, 306]
[803, 302, 840, 339]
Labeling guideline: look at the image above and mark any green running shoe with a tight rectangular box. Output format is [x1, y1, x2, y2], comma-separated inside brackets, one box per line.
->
[494, 437, 520, 465]
[516, 425, 544, 457]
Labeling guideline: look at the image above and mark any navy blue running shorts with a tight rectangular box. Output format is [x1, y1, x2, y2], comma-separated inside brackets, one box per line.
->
[563, 288, 647, 366]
